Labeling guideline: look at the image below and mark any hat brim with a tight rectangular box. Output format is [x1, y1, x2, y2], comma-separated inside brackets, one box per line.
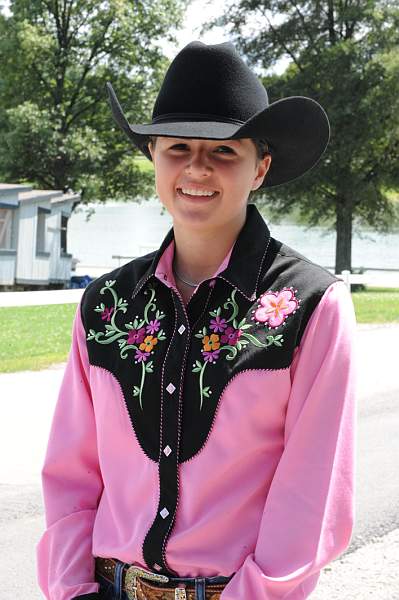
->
[106, 82, 330, 188]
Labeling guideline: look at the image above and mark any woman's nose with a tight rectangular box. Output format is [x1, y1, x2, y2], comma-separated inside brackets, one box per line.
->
[184, 149, 212, 177]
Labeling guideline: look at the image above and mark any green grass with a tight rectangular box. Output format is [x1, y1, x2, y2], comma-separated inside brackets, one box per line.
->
[1, 287, 398, 373]
[0, 303, 78, 373]
[351, 287, 399, 324]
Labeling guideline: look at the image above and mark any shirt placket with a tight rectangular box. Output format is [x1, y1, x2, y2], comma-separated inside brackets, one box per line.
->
[142, 278, 217, 575]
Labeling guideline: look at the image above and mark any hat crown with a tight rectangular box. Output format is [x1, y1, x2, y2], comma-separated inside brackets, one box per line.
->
[152, 41, 269, 124]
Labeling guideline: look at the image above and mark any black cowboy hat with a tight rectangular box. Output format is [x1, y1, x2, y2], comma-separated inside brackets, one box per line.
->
[106, 41, 330, 188]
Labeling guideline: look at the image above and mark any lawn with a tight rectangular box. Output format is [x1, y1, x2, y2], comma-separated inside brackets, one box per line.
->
[1, 287, 398, 373]
[351, 287, 399, 324]
[0, 303, 78, 373]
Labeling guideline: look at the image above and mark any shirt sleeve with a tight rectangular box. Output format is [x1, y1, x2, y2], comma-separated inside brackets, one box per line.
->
[220, 279, 358, 599]
[36, 300, 103, 600]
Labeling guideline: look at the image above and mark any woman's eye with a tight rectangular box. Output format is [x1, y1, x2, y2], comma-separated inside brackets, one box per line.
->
[168, 144, 234, 154]
[215, 146, 235, 154]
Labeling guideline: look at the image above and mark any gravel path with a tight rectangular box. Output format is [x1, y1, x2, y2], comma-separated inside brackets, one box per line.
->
[313, 528, 399, 599]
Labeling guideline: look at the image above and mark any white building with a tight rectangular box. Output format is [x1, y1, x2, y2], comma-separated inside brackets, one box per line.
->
[0, 183, 78, 289]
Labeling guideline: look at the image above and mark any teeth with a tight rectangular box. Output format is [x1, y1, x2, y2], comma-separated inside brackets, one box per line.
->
[180, 188, 216, 197]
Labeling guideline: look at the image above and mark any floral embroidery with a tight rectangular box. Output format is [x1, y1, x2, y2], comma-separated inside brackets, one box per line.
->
[146, 319, 161, 335]
[221, 326, 242, 345]
[101, 306, 114, 322]
[209, 316, 227, 332]
[135, 349, 150, 363]
[203, 333, 220, 351]
[127, 327, 146, 345]
[140, 335, 158, 352]
[87, 280, 166, 410]
[192, 289, 286, 409]
[202, 349, 220, 363]
[252, 287, 300, 329]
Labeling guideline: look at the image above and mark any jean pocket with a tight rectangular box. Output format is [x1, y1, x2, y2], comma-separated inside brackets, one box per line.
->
[96, 573, 115, 600]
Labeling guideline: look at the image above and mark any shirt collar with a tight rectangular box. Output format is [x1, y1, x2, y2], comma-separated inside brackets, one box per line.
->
[131, 203, 271, 302]
[154, 237, 234, 292]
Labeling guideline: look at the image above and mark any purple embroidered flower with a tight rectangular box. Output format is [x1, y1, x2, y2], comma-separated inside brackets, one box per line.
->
[127, 327, 146, 345]
[146, 319, 161, 335]
[221, 326, 242, 345]
[101, 307, 114, 322]
[209, 316, 227, 332]
[135, 349, 151, 362]
[202, 349, 220, 363]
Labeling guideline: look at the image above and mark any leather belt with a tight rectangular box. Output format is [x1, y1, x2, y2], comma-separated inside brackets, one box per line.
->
[95, 557, 232, 600]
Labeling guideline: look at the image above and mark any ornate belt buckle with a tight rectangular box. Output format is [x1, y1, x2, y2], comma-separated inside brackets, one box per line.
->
[175, 588, 187, 599]
[124, 565, 170, 600]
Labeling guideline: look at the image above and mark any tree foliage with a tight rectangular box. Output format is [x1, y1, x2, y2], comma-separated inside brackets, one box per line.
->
[0, 0, 186, 203]
[205, 0, 399, 272]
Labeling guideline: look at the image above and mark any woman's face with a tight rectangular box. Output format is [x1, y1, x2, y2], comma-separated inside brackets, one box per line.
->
[148, 137, 271, 233]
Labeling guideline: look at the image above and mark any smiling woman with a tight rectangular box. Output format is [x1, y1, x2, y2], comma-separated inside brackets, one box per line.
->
[146, 135, 272, 287]
[36, 41, 357, 600]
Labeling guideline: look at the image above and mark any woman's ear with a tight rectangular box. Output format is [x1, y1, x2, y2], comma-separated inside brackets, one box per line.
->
[147, 139, 154, 160]
[252, 155, 272, 191]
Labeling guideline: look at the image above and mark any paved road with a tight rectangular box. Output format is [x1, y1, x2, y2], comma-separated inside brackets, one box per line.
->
[0, 324, 398, 599]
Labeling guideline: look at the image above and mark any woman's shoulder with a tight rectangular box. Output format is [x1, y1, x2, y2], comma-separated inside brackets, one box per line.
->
[266, 236, 340, 292]
[79, 250, 157, 320]
[260, 237, 345, 348]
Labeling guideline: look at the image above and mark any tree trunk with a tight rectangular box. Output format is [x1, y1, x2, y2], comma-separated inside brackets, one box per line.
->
[335, 198, 353, 274]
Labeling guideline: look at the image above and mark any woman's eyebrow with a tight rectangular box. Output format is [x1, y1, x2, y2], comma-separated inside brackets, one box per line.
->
[224, 139, 242, 146]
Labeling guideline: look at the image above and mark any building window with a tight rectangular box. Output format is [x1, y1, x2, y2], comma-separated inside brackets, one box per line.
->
[61, 214, 68, 253]
[0, 208, 13, 249]
[36, 207, 48, 253]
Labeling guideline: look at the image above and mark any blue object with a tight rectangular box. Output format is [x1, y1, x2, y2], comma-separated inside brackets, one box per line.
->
[69, 275, 93, 288]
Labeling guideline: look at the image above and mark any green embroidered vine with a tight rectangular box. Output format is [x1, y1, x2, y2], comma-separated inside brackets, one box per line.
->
[192, 289, 283, 409]
[86, 280, 166, 410]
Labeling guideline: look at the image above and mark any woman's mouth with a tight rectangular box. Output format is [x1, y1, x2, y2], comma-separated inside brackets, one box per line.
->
[177, 187, 219, 201]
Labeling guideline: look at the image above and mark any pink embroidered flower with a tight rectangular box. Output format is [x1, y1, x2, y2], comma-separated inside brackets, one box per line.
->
[209, 316, 227, 332]
[127, 327, 146, 345]
[101, 307, 114, 322]
[135, 349, 150, 362]
[221, 327, 242, 345]
[146, 319, 161, 335]
[202, 349, 220, 363]
[254, 287, 299, 328]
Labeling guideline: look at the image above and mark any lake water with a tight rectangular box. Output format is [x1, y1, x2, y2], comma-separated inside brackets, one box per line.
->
[68, 199, 399, 285]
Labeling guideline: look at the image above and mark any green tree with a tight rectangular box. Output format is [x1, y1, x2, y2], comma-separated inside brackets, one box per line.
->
[0, 0, 186, 203]
[205, 1, 399, 273]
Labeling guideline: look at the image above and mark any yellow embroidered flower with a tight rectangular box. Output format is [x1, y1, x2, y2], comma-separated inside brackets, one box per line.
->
[139, 335, 158, 352]
[202, 333, 220, 351]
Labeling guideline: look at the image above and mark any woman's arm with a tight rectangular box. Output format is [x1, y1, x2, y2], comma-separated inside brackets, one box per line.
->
[36, 300, 104, 600]
[221, 280, 358, 599]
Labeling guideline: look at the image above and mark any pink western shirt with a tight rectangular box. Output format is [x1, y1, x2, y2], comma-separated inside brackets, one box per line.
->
[36, 204, 357, 600]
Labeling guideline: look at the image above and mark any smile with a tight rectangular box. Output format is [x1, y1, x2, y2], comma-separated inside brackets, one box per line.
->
[177, 188, 219, 200]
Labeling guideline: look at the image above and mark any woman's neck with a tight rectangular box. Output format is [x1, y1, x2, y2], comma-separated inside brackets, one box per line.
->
[172, 213, 246, 284]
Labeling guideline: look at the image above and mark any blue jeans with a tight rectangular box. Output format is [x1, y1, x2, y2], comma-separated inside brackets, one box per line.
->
[96, 559, 233, 600]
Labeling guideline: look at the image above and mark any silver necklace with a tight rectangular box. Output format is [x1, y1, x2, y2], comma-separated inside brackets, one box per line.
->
[172, 261, 201, 288]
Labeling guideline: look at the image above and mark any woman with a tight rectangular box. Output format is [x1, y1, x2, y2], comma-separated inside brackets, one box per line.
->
[36, 41, 357, 600]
